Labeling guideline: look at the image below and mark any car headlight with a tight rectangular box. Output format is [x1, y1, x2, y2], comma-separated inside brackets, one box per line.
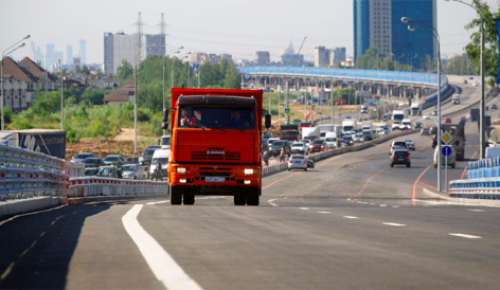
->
[244, 168, 255, 175]
[177, 167, 186, 174]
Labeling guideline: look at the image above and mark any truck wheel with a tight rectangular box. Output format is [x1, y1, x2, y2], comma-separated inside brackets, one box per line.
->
[170, 186, 182, 205]
[451, 163, 456, 169]
[407, 163, 411, 168]
[183, 193, 195, 205]
[234, 193, 246, 206]
[246, 188, 260, 206]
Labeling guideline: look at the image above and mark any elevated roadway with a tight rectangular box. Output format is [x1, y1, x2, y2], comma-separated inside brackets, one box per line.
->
[1, 80, 499, 289]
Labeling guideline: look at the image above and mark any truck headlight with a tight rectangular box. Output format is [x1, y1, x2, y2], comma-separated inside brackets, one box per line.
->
[244, 168, 254, 175]
[177, 167, 186, 174]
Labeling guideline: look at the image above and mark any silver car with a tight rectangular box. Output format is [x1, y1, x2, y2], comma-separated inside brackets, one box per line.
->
[291, 142, 309, 154]
[122, 164, 146, 180]
[288, 155, 308, 171]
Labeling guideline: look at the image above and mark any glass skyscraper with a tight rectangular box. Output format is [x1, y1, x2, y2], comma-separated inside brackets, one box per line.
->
[354, 0, 437, 70]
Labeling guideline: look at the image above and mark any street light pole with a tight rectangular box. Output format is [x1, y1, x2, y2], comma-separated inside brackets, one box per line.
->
[403, 17, 443, 191]
[445, 0, 485, 158]
[61, 77, 64, 129]
[1, 35, 29, 130]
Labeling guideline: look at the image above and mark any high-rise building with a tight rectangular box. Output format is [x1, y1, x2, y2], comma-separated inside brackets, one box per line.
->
[254, 51, 270, 65]
[66, 45, 73, 65]
[353, 0, 436, 69]
[103, 32, 165, 74]
[314, 46, 326, 67]
[45, 43, 56, 71]
[79, 39, 87, 65]
[333, 47, 347, 65]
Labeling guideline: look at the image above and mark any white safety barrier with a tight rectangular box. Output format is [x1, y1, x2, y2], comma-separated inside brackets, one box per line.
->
[0, 144, 68, 201]
[449, 178, 500, 200]
[262, 129, 419, 177]
[69, 177, 168, 197]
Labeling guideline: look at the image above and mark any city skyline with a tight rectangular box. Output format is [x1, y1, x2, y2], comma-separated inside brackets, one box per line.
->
[1, 0, 497, 66]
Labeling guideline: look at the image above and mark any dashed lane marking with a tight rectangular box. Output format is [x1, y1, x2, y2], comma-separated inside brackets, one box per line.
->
[449, 233, 482, 239]
[343, 216, 359, 219]
[300, 207, 310, 211]
[383, 222, 405, 227]
[318, 211, 331, 214]
[122, 204, 203, 290]
[469, 209, 485, 212]
[146, 200, 169, 205]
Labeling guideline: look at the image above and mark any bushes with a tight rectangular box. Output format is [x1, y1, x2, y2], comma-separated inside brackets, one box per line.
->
[3, 108, 13, 124]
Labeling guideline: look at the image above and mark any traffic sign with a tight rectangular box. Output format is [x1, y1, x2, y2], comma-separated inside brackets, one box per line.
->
[284, 107, 290, 114]
[442, 145, 452, 157]
[441, 131, 454, 145]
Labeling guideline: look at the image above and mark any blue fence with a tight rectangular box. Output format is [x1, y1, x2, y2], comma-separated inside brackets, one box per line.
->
[466, 158, 500, 179]
[239, 66, 448, 87]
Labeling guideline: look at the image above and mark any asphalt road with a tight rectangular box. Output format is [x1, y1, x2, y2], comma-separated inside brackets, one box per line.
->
[1, 83, 500, 289]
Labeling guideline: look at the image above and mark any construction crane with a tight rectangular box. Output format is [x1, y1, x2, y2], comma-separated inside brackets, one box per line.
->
[297, 37, 307, 55]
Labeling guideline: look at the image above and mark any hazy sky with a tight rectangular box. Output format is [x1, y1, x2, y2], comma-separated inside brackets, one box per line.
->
[1, 0, 498, 65]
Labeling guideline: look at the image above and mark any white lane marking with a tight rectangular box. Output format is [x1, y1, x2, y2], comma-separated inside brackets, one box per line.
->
[300, 207, 310, 210]
[370, 203, 376, 205]
[379, 204, 387, 207]
[468, 209, 485, 212]
[318, 211, 331, 214]
[343, 216, 359, 219]
[383, 222, 405, 227]
[267, 198, 279, 207]
[358, 201, 368, 205]
[122, 204, 203, 290]
[449, 233, 482, 239]
[146, 200, 169, 205]
[392, 205, 399, 208]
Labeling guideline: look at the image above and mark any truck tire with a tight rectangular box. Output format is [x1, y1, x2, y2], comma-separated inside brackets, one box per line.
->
[234, 193, 246, 206]
[451, 163, 456, 169]
[247, 188, 260, 206]
[183, 193, 195, 205]
[170, 186, 182, 205]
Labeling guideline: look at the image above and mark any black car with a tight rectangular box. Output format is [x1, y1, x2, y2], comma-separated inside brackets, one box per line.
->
[81, 157, 104, 168]
[415, 122, 423, 129]
[459, 116, 466, 124]
[430, 126, 438, 135]
[491, 104, 498, 110]
[390, 149, 411, 167]
[140, 145, 161, 165]
[269, 140, 292, 157]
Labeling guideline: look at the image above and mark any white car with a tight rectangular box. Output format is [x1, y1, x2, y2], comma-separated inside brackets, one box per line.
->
[472, 82, 478, 87]
[376, 128, 386, 136]
[291, 142, 309, 154]
[423, 113, 430, 120]
[288, 155, 308, 171]
[149, 149, 170, 180]
[122, 164, 146, 180]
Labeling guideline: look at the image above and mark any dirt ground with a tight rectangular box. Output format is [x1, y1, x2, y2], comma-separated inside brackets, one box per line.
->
[65, 128, 159, 161]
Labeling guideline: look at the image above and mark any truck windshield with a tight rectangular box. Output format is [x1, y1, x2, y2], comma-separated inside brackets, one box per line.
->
[393, 115, 404, 121]
[282, 131, 299, 137]
[178, 107, 255, 130]
[343, 126, 354, 131]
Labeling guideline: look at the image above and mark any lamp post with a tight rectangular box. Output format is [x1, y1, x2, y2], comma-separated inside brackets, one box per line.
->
[1, 35, 29, 130]
[445, 0, 485, 159]
[61, 76, 65, 129]
[402, 16, 443, 192]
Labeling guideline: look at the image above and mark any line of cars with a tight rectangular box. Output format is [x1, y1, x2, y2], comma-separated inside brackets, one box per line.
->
[71, 153, 148, 179]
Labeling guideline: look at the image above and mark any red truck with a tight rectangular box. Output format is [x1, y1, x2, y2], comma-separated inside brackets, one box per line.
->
[162, 88, 271, 206]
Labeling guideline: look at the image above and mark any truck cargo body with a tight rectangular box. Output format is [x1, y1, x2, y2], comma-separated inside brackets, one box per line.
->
[0, 129, 66, 159]
[342, 120, 356, 133]
[470, 108, 479, 122]
[361, 121, 372, 130]
[451, 94, 460, 105]
[316, 124, 334, 138]
[441, 123, 466, 161]
[410, 102, 422, 115]
[280, 124, 300, 141]
[302, 127, 320, 141]
[167, 88, 263, 206]
[392, 110, 407, 130]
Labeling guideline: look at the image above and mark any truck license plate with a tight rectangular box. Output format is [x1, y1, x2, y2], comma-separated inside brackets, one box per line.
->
[205, 177, 225, 182]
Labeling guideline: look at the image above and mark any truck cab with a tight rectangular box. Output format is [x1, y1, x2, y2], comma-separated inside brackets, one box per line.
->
[164, 88, 270, 206]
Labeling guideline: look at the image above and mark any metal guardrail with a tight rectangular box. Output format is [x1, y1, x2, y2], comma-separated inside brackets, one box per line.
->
[261, 129, 419, 177]
[449, 178, 500, 200]
[69, 177, 168, 197]
[0, 144, 69, 201]
[240, 66, 448, 87]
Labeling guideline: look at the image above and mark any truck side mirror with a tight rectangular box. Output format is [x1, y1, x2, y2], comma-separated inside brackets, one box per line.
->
[265, 114, 271, 129]
[161, 109, 169, 130]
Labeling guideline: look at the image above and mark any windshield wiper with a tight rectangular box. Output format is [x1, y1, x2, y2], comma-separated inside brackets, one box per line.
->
[198, 121, 224, 132]
[217, 122, 244, 133]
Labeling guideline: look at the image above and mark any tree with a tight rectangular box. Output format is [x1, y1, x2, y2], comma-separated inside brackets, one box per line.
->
[115, 60, 134, 83]
[81, 87, 105, 105]
[464, 1, 499, 85]
[80, 65, 90, 75]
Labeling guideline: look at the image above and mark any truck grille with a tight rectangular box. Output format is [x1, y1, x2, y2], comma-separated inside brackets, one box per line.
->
[191, 151, 241, 161]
